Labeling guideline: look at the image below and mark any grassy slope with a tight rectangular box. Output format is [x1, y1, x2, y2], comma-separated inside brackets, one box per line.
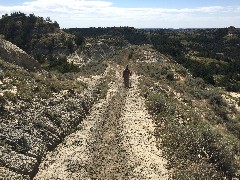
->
[124, 46, 240, 179]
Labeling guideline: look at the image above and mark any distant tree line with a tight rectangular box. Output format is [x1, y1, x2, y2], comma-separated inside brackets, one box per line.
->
[147, 28, 240, 91]
[64, 27, 149, 45]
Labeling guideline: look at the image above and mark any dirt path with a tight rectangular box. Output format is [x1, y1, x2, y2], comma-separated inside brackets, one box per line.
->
[119, 74, 168, 179]
[34, 67, 168, 179]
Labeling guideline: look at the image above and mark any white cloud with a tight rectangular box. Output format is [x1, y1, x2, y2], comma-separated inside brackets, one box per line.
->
[23, 0, 112, 9]
[0, 0, 239, 28]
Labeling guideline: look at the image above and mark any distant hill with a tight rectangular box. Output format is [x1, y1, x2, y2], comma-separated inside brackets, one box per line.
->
[0, 12, 60, 55]
[64, 27, 150, 45]
[0, 12, 80, 73]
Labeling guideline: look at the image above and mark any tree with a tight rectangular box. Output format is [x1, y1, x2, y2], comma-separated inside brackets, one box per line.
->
[46, 17, 52, 23]
[74, 32, 85, 46]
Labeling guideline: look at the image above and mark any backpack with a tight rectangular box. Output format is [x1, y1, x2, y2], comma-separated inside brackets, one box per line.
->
[123, 68, 130, 77]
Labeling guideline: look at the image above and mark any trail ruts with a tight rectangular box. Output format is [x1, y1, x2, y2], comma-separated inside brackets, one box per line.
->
[88, 84, 131, 179]
[35, 67, 168, 179]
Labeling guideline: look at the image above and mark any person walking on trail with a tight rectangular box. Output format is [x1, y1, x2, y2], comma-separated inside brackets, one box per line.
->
[123, 65, 132, 88]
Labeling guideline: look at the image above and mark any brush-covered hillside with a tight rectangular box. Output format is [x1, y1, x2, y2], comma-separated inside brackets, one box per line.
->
[0, 13, 240, 179]
[0, 12, 82, 73]
[66, 26, 240, 92]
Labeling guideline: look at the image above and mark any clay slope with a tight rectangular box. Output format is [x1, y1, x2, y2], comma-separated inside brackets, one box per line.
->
[0, 39, 40, 71]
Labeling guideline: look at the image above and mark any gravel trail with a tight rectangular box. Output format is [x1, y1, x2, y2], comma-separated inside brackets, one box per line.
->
[35, 67, 168, 180]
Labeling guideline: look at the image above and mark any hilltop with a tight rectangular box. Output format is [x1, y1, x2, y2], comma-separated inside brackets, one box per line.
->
[0, 13, 240, 179]
[0, 12, 80, 73]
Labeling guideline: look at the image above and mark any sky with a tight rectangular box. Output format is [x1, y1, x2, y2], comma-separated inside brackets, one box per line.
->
[0, 0, 240, 28]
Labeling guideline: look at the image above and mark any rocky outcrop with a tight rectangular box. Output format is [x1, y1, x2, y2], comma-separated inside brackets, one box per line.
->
[0, 39, 41, 71]
[68, 37, 129, 66]
[31, 31, 77, 59]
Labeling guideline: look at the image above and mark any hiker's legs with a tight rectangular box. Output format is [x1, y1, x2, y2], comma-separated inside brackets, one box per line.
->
[124, 77, 129, 88]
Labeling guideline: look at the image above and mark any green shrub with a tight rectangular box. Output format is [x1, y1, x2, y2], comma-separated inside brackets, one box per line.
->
[172, 159, 224, 179]
[166, 72, 175, 81]
[0, 139, 11, 149]
[137, 63, 170, 80]
[45, 110, 58, 121]
[146, 92, 175, 117]
[175, 64, 187, 76]
[79, 60, 108, 77]
[208, 92, 229, 122]
[15, 137, 30, 154]
[46, 56, 80, 73]
[161, 66, 169, 75]
[183, 76, 214, 99]
[0, 96, 7, 114]
[226, 120, 240, 139]
[209, 93, 225, 107]
[185, 76, 205, 88]
[3, 91, 17, 102]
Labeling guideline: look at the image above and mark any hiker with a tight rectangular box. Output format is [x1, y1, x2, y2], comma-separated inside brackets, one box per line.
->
[122, 65, 132, 88]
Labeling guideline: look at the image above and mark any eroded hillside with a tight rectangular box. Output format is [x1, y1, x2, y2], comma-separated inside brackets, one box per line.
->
[0, 41, 112, 179]
[0, 39, 40, 71]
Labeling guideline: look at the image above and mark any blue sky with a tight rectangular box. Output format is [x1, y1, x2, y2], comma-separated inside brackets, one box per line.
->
[111, 0, 240, 8]
[0, 0, 240, 28]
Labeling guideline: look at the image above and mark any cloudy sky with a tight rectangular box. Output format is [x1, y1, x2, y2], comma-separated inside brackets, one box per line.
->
[0, 0, 240, 28]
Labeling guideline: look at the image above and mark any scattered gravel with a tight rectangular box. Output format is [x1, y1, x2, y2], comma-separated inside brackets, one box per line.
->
[35, 67, 168, 179]
[119, 74, 168, 179]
